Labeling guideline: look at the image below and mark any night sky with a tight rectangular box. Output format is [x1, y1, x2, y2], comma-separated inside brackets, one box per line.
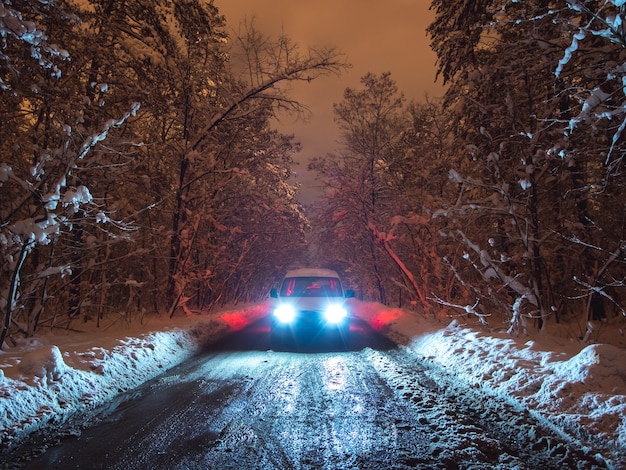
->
[216, 1, 446, 202]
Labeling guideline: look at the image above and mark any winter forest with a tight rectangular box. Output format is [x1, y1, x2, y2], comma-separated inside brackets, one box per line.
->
[2, 0, 626, 348]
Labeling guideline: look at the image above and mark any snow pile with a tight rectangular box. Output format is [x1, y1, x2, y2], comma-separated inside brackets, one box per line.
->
[407, 318, 626, 456]
[345, 298, 626, 458]
[1, 298, 625, 463]
[0, 303, 269, 449]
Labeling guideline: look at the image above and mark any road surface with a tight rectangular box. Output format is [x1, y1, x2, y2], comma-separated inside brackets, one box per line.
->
[8, 317, 606, 469]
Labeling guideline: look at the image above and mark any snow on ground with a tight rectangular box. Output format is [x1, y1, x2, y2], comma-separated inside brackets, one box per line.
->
[1, 299, 625, 466]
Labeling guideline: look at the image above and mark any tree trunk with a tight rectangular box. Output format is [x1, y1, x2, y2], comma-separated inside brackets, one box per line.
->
[1, 243, 29, 349]
[382, 239, 428, 308]
[166, 156, 189, 310]
[527, 181, 545, 328]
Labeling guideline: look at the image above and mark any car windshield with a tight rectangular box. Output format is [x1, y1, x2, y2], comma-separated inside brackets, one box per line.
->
[280, 277, 343, 297]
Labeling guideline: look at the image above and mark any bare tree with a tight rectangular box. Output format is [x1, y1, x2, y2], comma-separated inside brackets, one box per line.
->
[162, 21, 348, 315]
[310, 73, 443, 308]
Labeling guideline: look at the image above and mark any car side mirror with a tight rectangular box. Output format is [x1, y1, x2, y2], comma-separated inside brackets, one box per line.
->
[270, 288, 278, 298]
[345, 289, 355, 299]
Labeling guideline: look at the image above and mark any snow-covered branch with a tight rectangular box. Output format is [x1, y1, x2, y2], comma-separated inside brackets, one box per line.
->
[556, 1, 626, 168]
[457, 230, 538, 307]
[428, 295, 489, 325]
[0, 1, 71, 87]
[1, 100, 141, 347]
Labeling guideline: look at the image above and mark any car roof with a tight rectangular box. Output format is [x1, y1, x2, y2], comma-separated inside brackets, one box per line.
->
[284, 268, 340, 278]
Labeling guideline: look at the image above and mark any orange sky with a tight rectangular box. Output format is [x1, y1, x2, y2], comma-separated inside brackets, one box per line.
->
[215, 0, 446, 202]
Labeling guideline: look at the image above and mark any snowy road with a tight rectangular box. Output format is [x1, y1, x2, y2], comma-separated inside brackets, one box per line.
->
[13, 318, 605, 469]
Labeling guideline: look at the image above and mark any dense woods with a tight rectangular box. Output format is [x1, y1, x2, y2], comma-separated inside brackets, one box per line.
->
[2, 0, 626, 346]
[0, 0, 346, 346]
[310, 0, 626, 337]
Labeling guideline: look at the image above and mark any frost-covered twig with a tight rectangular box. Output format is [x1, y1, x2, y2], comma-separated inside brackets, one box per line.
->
[442, 255, 466, 287]
[428, 295, 490, 325]
[573, 276, 626, 317]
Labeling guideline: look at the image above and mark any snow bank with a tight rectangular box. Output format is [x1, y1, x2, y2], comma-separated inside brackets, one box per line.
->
[407, 318, 626, 457]
[348, 298, 625, 462]
[0, 303, 269, 450]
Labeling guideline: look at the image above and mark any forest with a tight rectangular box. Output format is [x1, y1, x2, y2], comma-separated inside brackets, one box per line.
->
[1, 0, 625, 347]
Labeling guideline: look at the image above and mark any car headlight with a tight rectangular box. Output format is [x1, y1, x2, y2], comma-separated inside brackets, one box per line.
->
[324, 305, 347, 324]
[274, 304, 296, 323]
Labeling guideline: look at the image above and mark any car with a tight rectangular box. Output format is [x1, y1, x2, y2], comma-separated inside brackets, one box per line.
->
[269, 268, 354, 346]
